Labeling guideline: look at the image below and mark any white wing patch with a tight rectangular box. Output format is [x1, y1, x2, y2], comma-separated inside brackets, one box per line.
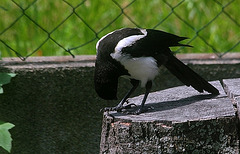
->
[114, 29, 147, 53]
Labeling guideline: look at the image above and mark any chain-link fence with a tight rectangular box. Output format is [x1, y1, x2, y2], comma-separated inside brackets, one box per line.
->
[0, 0, 239, 61]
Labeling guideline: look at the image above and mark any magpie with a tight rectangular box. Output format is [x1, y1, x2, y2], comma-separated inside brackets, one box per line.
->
[94, 28, 219, 115]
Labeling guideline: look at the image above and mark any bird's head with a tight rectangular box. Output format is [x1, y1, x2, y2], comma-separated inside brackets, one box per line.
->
[94, 77, 118, 100]
[94, 60, 120, 100]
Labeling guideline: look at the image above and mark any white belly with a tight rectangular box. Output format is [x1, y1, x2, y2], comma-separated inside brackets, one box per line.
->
[111, 53, 159, 87]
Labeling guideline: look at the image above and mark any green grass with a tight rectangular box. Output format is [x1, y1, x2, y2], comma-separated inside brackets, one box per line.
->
[0, 0, 239, 58]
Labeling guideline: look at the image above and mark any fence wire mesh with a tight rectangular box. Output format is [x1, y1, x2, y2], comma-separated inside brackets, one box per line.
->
[0, 0, 239, 61]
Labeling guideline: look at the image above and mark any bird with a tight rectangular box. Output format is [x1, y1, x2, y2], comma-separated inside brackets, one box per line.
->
[94, 28, 219, 115]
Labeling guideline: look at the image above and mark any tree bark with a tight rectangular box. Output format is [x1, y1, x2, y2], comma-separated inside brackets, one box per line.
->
[100, 80, 239, 153]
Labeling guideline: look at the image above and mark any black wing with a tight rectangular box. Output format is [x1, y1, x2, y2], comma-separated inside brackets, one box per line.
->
[120, 29, 219, 95]
[121, 29, 191, 57]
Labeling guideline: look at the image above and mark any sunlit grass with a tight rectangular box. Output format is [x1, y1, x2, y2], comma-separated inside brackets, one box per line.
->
[0, 0, 239, 58]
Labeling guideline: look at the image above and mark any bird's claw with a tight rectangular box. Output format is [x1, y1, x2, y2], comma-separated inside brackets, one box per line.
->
[123, 106, 154, 115]
[125, 99, 130, 104]
[100, 103, 137, 113]
[122, 103, 137, 109]
[101, 103, 154, 115]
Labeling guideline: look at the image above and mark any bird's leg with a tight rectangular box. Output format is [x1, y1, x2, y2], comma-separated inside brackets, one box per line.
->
[134, 81, 152, 115]
[116, 79, 140, 111]
[102, 79, 139, 112]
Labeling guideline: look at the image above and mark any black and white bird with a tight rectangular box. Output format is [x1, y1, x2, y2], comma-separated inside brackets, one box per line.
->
[94, 28, 219, 114]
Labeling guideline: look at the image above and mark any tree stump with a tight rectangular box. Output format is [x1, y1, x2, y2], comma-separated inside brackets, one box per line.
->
[100, 80, 239, 153]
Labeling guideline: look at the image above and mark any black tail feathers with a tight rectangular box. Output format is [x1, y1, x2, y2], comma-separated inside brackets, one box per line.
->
[163, 53, 219, 95]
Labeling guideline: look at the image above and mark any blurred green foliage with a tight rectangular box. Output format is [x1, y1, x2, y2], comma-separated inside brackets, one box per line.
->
[0, 0, 239, 58]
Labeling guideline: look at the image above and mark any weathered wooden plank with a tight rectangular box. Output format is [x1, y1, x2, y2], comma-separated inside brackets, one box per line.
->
[223, 78, 240, 100]
[100, 81, 239, 153]
[223, 78, 240, 121]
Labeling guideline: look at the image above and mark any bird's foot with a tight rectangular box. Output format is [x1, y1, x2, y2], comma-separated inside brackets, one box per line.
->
[100, 103, 137, 112]
[123, 106, 154, 115]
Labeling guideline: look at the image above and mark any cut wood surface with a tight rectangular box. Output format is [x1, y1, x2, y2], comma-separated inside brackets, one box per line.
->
[100, 79, 240, 153]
